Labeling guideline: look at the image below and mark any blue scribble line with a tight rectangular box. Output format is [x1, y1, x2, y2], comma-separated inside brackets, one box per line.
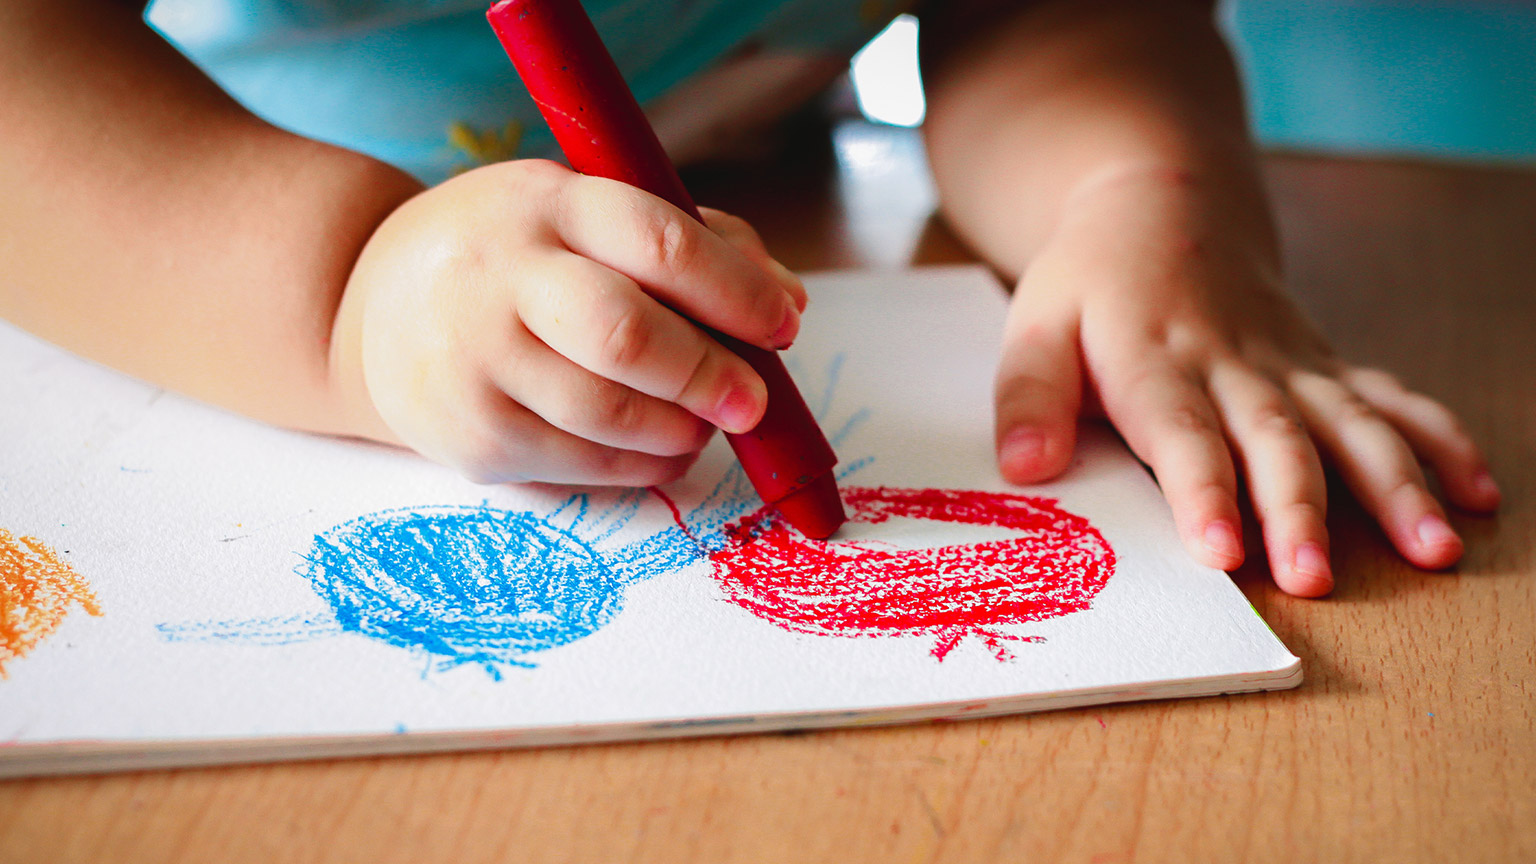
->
[156, 613, 342, 645]
[157, 353, 876, 676]
[814, 353, 846, 420]
[830, 408, 871, 448]
[837, 456, 875, 481]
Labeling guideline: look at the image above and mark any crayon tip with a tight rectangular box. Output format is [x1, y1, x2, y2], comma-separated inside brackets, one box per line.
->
[776, 472, 846, 539]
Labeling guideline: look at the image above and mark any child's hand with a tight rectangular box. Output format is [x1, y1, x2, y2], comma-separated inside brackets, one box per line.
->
[331, 159, 806, 486]
[991, 166, 1501, 596]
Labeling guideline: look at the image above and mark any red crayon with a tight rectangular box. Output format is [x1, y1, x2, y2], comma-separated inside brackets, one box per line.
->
[486, 0, 846, 538]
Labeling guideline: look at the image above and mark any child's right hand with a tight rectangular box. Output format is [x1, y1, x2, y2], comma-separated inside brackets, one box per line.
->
[330, 159, 807, 486]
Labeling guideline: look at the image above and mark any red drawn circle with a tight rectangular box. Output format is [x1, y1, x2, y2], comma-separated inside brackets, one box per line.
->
[703, 486, 1116, 661]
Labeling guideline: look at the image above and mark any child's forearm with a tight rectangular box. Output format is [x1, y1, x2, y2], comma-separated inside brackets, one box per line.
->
[920, 0, 1271, 279]
[0, 0, 422, 438]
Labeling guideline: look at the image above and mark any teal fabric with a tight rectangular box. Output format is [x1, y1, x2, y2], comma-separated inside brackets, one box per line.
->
[147, 0, 1536, 177]
[1224, 0, 1536, 162]
[146, 0, 899, 183]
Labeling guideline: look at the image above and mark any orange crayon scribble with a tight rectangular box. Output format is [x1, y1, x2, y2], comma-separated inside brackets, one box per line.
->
[1, 528, 102, 677]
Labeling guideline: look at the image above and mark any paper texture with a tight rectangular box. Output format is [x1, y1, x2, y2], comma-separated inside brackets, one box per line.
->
[0, 265, 1298, 776]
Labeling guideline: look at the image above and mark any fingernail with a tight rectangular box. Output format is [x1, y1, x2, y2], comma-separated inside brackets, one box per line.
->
[715, 383, 764, 434]
[1202, 520, 1242, 563]
[770, 301, 800, 349]
[1416, 514, 1459, 549]
[1472, 470, 1501, 505]
[999, 428, 1046, 474]
[1293, 542, 1331, 581]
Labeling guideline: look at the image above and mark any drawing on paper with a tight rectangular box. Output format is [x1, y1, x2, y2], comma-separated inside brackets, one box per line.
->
[156, 357, 863, 673]
[1, 528, 102, 676]
[689, 486, 1116, 661]
[157, 354, 1115, 671]
[158, 485, 716, 676]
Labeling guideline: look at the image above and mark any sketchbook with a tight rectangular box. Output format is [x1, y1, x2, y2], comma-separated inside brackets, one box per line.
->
[0, 265, 1300, 777]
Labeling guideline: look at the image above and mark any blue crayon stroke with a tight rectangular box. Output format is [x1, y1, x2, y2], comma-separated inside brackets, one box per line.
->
[157, 613, 343, 645]
[157, 353, 877, 676]
[295, 505, 628, 677]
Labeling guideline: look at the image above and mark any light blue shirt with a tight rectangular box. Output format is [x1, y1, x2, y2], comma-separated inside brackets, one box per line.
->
[147, 0, 901, 183]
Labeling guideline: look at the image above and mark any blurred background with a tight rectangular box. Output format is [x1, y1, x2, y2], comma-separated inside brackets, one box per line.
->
[851, 0, 1536, 163]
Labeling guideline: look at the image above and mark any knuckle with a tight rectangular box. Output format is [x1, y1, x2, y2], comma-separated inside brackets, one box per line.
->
[1163, 404, 1219, 438]
[1441, 415, 1474, 448]
[518, 157, 568, 178]
[495, 158, 568, 207]
[1258, 498, 1325, 527]
[673, 345, 716, 403]
[581, 446, 627, 483]
[1250, 402, 1307, 441]
[1193, 479, 1235, 504]
[597, 307, 652, 371]
[1165, 477, 1235, 519]
[996, 373, 1072, 412]
[1163, 322, 1210, 361]
[1286, 499, 1327, 525]
[1445, 423, 1479, 458]
[1334, 391, 1379, 426]
[430, 234, 497, 286]
[1384, 476, 1424, 506]
[1410, 394, 1467, 436]
[1117, 362, 1160, 390]
[651, 211, 699, 276]
[594, 386, 648, 436]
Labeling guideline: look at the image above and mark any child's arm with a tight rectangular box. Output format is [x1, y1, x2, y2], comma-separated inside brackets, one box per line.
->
[1, 0, 800, 485]
[0, 0, 422, 437]
[920, 0, 1499, 595]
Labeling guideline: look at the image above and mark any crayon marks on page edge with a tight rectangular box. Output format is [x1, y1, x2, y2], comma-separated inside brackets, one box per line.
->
[1, 528, 102, 676]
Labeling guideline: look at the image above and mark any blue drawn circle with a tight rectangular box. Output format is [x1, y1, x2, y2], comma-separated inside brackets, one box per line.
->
[297, 506, 622, 670]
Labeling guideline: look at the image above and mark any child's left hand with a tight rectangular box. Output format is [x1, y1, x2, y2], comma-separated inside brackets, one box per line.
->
[988, 165, 1501, 596]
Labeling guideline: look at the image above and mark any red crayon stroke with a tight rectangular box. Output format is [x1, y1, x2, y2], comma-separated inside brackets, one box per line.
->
[1, 528, 102, 677]
[697, 487, 1115, 661]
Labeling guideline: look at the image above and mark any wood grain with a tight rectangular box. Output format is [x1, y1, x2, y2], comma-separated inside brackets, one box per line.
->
[2, 121, 1531, 864]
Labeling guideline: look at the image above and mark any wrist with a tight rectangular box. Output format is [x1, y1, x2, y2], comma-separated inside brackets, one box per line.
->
[325, 266, 399, 446]
[321, 180, 422, 447]
[1054, 157, 1282, 276]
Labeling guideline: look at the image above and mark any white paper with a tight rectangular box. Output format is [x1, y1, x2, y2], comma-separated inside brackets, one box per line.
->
[0, 265, 1298, 776]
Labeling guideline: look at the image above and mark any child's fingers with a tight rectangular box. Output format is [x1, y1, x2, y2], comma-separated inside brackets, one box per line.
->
[1287, 371, 1464, 569]
[515, 252, 768, 434]
[487, 326, 714, 457]
[451, 394, 699, 487]
[1103, 361, 1245, 570]
[1210, 364, 1332, 596]
[992, 302, 1082, 483]
[699, 208, 807, 312]
[556, 177, 802, 349]
[1343, 368, 1500, 512]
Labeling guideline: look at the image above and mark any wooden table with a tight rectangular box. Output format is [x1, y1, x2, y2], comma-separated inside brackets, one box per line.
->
[3, 120, 1532, 863]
